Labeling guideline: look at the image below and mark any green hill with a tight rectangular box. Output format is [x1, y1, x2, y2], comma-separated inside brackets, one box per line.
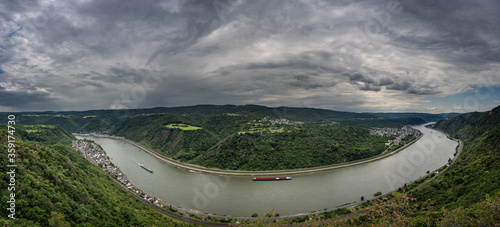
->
[2, 105, 450, 139]
[198, 124, 390, 170]
[321, 106, 500, 226]
[413, 106, 500, 208]
[366, 112, 460, 122]
[1, 104, 409, 133]
[338, 117, 426, 128]
[0, 126, 192, 226]
[112, 113, 394, 171]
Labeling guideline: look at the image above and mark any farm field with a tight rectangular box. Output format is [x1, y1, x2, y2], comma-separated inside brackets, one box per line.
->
[164, 123, 202, 130]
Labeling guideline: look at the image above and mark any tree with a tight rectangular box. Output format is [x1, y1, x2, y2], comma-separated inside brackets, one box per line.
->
[48, 212, 70, 227]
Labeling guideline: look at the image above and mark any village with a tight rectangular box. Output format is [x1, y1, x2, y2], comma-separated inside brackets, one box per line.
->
[256, 117, 304, 125]
[369, 126, 422, 147]
[72, 140, 164, 207]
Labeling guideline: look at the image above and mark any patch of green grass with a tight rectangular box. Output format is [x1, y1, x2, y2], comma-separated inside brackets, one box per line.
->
[23, 125, 56, 133]
[165, 123, 202, 130]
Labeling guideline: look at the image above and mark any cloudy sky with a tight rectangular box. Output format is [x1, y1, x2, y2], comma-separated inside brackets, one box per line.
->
[1, 0, 499, 113]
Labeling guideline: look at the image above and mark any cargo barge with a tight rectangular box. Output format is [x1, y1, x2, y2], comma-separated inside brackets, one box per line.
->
[253, 177, 292, 181]
[139, 164, 153, 173]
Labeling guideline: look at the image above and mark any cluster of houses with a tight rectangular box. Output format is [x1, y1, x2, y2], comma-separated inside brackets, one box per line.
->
[256, 117, 304, 125]
[370, 126, 422, 147]
[72, 140, 164, 207]
[74, 132, 125, 139]
[72, 140, 111, 167]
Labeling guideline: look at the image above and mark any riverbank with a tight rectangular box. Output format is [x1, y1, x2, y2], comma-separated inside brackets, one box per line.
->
[314, 134, 464, 225]
[73, 130, 423, 177]
[72, 125, 458, 223]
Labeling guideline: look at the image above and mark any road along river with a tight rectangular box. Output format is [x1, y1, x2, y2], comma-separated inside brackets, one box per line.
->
[76, 124, 457, 217]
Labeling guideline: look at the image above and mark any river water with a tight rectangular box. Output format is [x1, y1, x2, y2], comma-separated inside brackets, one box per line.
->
[76, 124, 457, 217]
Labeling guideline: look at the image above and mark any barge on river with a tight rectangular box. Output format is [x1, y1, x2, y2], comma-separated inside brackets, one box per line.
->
[253, 177, 292, 181]
[139, 164, 153, 173]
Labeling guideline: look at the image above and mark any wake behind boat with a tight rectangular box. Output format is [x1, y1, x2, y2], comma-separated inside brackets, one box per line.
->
[139, 164, 153, 173]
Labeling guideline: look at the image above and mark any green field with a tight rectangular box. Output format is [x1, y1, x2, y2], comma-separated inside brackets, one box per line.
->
[23, 125, 56, 133]
[165, 123, 202, 130]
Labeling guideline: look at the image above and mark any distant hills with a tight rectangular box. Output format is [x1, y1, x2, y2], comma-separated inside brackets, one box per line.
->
[0, 105, 458, 171]
[1, 104, 456, 133]
[366, 112, 460, 122]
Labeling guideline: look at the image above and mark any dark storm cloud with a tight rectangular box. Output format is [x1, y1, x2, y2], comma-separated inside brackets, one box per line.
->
[0, 86, 53, 107]
[0, 0, 499, 112]
[387, 81, 412, 91]
[286, 74, 337, 90]
[359, 84, 381, 92]
[389, 0, 500, 68]
[377, 77, 394, 86]
[241, 51, 343, 73]
[344, 73, 375, 85]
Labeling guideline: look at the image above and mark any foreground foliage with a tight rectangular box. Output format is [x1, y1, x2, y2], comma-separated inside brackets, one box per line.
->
[0, 127, 192, 226]
[317, 105, 500, 226]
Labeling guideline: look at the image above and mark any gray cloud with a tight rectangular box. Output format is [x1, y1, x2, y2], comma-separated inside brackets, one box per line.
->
[359, 84, 381, 92]
[344, 73, 375, 85]
[377, 77, 394, 86]
[387, 81, 412, 91]
[0, 0, 499, 113]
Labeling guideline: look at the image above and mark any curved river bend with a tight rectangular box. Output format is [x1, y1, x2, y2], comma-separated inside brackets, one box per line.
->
[77, 124, 457, 217]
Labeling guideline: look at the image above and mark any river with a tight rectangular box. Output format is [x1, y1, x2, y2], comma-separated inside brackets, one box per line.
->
[76, 124, 457, 217]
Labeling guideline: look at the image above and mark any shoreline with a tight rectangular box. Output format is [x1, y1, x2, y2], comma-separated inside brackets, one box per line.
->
[318, 132, 464, 225]
[73, 129, 423, 177]
[71, 125, 461, 223]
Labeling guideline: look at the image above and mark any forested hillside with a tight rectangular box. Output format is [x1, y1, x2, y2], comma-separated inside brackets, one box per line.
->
[198, 124, 390, 170]
[339, 117, 426, 128]
[0, 126, 191, 226]
[112, 113, 394, 170]
[413, 106, 500, 208]
[366, 112, 460, 122]
[1, 104, 451, 133]
[318, 106, 500, 226]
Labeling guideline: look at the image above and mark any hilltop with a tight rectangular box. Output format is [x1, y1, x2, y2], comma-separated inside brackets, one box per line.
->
[1, 104, 446, 133]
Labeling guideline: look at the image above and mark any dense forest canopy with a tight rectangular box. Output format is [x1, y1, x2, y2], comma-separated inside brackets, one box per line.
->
[1, 104, 452, 133]
[0, 105, 436, 171]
